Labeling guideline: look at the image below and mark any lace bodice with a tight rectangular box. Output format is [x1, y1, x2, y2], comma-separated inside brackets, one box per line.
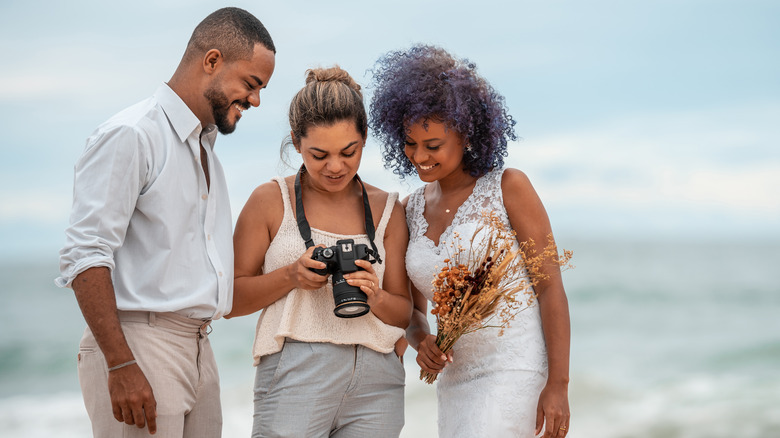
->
[405, 168, 549, 437]
[406, 169, 510, 253]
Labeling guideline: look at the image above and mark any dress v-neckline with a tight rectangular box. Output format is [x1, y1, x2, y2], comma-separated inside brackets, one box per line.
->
[418, 174, 485, 249]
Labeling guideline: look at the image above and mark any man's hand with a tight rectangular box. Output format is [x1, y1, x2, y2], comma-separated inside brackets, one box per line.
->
[72, 267, 158, 434]
[108, 363, 157, 434]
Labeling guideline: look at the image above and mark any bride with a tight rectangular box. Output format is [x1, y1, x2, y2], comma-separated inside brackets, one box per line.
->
[369, 44, 572, 438]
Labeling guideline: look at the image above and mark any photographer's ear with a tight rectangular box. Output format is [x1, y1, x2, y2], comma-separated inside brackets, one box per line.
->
[291, 131, 301, 153]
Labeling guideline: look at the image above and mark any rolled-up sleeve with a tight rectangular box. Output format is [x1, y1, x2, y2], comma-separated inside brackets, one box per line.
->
[56, 125, 148, 288]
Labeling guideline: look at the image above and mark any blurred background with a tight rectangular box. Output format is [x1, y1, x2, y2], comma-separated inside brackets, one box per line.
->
[1, 0, 778, 436]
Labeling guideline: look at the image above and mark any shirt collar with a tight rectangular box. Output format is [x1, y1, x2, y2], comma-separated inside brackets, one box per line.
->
[155, 83, 218, 146]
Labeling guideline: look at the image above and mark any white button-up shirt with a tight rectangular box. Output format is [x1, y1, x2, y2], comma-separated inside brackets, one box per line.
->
[56, 83, 233, 319]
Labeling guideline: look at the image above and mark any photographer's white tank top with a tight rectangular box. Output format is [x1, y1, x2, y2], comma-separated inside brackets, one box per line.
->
[251, 177, 404, 365]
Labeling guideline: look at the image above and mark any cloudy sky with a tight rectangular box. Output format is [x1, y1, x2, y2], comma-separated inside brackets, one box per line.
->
[1, 0, 778, 260]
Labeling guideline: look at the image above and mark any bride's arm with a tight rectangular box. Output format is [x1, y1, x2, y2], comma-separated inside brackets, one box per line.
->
[502, 168, 571, 435]
[406, 283, 431, 351]
[407, 282, 451, 373]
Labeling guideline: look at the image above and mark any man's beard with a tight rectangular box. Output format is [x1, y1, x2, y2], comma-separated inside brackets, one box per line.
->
[204, 86, 248, 135]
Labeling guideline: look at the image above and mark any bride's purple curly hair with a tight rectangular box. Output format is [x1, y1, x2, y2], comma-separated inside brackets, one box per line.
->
[368, 44, 517, 179]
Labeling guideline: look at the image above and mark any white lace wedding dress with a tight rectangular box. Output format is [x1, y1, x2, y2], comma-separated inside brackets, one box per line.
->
[405, 168, 549, 437]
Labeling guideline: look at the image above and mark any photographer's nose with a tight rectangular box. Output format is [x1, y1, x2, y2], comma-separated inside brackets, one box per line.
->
[325, 159, 344, 173]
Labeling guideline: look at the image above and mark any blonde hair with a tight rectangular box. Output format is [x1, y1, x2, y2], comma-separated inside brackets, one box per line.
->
[288, 66, 367, 144]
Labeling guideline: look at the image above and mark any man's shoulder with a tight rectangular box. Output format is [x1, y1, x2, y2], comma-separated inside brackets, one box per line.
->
[85, 95, 178, 153]
[95, 95, 167, 138]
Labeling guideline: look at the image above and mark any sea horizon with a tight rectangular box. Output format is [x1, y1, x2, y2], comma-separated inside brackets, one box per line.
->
[2, 236, 779, 437]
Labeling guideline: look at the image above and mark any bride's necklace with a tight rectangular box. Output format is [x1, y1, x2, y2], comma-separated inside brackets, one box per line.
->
[439, 186, 475, 214]
[443, 203, 458, 214]
[431, 174, 479, 215]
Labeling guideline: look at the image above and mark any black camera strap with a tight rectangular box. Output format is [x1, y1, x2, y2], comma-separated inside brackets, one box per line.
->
[294, 168, 316, 249]
[294, 166, 382, 264]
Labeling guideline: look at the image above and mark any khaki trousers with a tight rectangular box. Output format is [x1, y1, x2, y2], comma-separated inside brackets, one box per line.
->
[78, 311, 221, 438]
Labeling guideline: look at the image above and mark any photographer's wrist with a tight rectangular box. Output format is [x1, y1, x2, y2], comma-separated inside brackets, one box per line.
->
[285, 263, 298, 289]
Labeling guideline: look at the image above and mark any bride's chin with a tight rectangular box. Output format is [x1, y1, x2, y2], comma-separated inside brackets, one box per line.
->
[416, 171, 439, 182]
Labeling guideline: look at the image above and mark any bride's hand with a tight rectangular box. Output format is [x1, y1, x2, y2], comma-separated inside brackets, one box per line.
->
[534, 382, 570, 438]
[416, 334, 452, 374]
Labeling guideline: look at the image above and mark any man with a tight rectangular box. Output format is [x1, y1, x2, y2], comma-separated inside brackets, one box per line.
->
[56, 7, 275, 437]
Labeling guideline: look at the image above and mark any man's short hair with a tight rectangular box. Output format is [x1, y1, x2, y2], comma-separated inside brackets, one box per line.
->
[185, 7, 275, 62]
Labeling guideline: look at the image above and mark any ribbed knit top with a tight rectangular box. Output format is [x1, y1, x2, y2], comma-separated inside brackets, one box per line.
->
[252, 176, 406, 365]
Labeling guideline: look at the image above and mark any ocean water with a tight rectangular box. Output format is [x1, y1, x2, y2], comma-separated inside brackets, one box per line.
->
[2, 238, 778, 437]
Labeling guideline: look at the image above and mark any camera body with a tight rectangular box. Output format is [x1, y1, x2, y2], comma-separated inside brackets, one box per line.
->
[311, 239, 373, 318]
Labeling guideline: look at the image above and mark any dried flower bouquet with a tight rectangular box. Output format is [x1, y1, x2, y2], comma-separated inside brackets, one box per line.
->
[421, 211, 572, 384]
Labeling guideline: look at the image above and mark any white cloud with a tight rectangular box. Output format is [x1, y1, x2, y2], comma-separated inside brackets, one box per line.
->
[0, 190, 70, 223]
[513, 104, 780, 218]
[3, 0, 779, 245]
[0, 43, 174, 104]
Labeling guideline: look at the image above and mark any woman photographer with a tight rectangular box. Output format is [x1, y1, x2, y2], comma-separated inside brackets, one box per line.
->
[229, 66, 411, 437]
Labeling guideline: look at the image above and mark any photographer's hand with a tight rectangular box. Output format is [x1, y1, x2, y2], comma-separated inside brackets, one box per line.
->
[345, 258, 411, 328]
[344, 259, 381, 301]
[288, 246, 329, 290]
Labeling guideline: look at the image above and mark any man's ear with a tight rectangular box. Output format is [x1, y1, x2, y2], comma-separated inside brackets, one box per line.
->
[203, 49, 223, 75]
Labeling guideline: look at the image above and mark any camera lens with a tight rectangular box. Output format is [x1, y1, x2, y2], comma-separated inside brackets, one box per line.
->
[336, 304, 370, 316]
[331, 272, 369, 318]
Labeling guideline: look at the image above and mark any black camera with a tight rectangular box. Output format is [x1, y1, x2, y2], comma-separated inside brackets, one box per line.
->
[311, 239, 374, 318]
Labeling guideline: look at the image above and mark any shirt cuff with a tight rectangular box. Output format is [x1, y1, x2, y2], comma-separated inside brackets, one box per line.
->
[55, 257, 115, 288]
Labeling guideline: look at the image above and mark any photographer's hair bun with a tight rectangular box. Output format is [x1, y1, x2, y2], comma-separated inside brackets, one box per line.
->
[305, 66, 362, 98]
[288, 65, 367, 141]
